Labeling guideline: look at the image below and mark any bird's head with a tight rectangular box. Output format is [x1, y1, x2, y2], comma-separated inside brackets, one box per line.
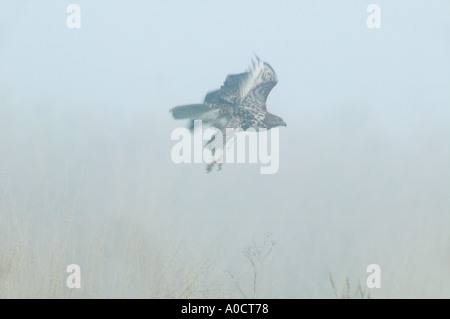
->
[263, 112, 287, 129]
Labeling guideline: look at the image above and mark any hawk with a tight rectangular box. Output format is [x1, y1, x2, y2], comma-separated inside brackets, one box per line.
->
[170, 56, 286, 172]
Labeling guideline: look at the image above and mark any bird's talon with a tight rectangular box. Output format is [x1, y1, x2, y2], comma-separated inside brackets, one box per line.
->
[206, 162, 215, 173]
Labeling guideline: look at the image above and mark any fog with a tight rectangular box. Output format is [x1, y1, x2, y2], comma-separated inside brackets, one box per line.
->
[0, 1, 449, 298]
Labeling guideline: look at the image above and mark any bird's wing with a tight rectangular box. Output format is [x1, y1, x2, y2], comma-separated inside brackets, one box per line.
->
[204, 88, 232, 105]
[240, 57, 278, 110]
[204, 57, 278, 109]
[203, 72, 248, 105]
[242, 79, 277, 111]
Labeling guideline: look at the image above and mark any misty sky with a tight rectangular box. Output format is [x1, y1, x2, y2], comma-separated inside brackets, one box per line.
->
[0, 1, 449, 298]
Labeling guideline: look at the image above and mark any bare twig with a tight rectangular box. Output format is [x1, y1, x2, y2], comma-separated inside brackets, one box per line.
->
[230, 233, 276, 298]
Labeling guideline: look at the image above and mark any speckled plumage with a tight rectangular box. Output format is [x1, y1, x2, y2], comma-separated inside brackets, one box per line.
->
[171, 56, 286, 171]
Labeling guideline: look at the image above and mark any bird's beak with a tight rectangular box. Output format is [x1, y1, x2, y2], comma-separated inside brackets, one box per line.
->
[282, 121, 287, 127]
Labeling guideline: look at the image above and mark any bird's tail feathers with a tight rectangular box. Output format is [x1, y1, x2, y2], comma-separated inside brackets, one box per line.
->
[170, 104, 212, 120]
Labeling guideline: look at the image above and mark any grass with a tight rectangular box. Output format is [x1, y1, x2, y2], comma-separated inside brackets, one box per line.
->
[0, 186, 230, 298]
[329, 274, 371, 299]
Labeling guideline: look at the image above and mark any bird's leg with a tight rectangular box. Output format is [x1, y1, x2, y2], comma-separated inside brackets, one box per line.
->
[204, 128, 227, 173]
[215, 131, 227, 171]
[206, 162, 215, 173]
[205, 135, 216, 173]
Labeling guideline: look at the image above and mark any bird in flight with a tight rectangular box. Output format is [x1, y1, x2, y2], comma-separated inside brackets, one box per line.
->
[171, 56, 286, 172]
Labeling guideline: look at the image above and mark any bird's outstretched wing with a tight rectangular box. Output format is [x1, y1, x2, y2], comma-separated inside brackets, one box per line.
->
[203, 71, 247, 105]
[204, 56, 278, 110]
